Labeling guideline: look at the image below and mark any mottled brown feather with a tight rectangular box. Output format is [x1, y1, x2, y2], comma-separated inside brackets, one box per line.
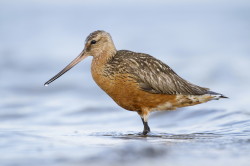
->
[105, 50, 209, 95]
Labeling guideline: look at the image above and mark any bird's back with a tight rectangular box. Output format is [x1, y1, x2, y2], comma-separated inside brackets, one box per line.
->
[105, 50, 210, 96]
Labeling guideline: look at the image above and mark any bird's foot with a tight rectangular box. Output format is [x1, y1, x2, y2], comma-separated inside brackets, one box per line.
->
[142, 129, 150, 135]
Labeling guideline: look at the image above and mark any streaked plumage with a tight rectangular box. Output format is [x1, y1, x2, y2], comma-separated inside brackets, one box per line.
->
[105, 50, 209, 95]
[45, 30, 227, 135]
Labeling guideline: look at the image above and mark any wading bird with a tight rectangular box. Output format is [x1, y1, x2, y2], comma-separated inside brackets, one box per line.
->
[45, 30, 227, 135]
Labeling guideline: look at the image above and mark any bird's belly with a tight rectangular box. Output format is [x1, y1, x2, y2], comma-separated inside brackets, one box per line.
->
[92, 72, 177, 111]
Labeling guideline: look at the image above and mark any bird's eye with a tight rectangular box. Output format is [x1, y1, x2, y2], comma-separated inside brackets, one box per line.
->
[91, 40, 96, 44]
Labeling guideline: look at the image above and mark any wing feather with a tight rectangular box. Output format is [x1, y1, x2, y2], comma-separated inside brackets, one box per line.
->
[107, 50, 209, 95]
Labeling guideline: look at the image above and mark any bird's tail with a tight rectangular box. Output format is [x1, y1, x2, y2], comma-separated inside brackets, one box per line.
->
[207, 91, 228, 100]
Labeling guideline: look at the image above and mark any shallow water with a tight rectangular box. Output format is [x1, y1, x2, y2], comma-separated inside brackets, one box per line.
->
[1, 1, 250, 166]
[1, 107, 250, 166]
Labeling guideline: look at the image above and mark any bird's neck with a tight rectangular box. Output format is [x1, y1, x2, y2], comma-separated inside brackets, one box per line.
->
[91, 45, 116, 92]
[91, 45, 116, 73]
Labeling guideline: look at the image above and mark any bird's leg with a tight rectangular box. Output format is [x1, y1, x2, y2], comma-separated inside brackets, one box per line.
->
[141, 117, 150, 135]
[138, 110, 150, 135]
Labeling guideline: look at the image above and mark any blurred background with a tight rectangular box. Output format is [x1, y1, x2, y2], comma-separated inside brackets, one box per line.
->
[0, 0, 250, 166]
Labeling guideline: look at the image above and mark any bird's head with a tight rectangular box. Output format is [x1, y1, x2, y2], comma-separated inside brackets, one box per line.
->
[85, 30, 116, 57]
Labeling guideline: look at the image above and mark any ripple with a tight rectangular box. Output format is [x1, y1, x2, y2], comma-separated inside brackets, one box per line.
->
[90, 131, 223, 141]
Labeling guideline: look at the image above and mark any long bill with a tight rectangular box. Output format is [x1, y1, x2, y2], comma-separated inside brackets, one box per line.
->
[44, 50, 88, 86]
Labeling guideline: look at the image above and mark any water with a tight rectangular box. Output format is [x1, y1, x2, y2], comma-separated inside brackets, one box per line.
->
[1, 1, 250, 166]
